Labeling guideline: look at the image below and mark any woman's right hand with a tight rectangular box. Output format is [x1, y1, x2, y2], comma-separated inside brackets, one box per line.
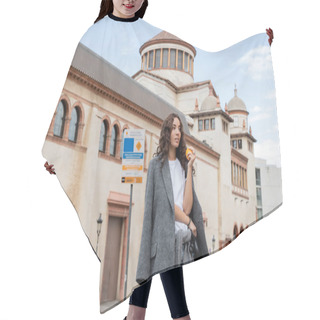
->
[44, 161, 56, 175]
[266, 28, 274, 46]
[186, 147, 196, 168]
[189, 220, 197, 237]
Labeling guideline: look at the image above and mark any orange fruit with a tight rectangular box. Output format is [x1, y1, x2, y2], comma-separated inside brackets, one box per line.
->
[186, 148, 192, 160]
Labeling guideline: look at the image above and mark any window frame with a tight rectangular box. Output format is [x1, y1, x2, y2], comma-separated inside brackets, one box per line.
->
[68, 106, 80, 143]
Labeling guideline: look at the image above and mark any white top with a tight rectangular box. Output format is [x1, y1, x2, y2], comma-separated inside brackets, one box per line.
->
[168, 158, 188, 233]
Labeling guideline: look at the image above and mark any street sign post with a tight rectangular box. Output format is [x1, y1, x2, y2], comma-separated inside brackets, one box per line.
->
[122, 129, 145, 297]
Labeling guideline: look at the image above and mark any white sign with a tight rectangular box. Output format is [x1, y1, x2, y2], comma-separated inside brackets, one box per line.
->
[121, 129, 145, 183]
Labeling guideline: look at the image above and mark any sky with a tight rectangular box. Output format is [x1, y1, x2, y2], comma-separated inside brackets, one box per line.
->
[194, 34, 281, 166]
[80, 17, 281, 167]
[1, 0, 320, 320]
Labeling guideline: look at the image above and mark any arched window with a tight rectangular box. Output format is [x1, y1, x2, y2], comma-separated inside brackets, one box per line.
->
[53, 100, 66, 137]
[120, 128, 127, 159]
[68, 107, 80, 142]
[110, 125, 118, 157]
[99, 120, 108, 153]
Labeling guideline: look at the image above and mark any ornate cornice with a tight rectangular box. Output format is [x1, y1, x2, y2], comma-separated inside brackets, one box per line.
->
[188, 109, 234, 123]
[139, 37, 197, 57]
[68, 66, 220, 162]
[230, 132, 257, 143]
[69, 66, 162, 128]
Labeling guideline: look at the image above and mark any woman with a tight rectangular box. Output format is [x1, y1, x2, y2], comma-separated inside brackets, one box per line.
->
[125, 113, 208, 320]
[43, 1, 275, 318]
[45, 4, 207, 319]
[94, 0, 148, 22]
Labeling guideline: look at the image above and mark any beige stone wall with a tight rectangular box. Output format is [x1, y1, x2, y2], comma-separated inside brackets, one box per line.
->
[44, 43, 260, 298]
[134, 73, 177, 106]
[150, 69, 194, 87]
[44, 70, 222, 298]
[177, 85, 211, 113]
[135, 70, 258, 248]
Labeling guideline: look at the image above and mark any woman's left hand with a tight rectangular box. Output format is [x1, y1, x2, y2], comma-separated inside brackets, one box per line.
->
[189, 220, 197, 237]
[187, 147, 196, 168]
[44, 161, 56, 175]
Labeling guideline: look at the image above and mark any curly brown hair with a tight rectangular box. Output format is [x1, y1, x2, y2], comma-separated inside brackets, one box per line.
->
[154, 113, 188, 170]
[94, 0, 148, 23]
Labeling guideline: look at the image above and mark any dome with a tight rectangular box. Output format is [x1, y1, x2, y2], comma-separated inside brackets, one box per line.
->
[139, 31, 196, 85]
[201, 84, 219, 111]
[228, 87, 247, 112]
[201, 95, 217, 111]
[140, 31, 196, 57]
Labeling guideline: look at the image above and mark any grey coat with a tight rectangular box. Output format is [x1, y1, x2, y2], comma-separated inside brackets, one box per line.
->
[136, 155, 209, 284]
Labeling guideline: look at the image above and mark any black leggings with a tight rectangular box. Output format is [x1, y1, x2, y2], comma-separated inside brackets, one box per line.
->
[129, 266, 189, 319]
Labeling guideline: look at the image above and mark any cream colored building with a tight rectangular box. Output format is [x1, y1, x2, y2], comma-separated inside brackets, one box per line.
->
[43, 42, 219, 311]
[43, 31, 265, 311]
[133, 31, 258, 246]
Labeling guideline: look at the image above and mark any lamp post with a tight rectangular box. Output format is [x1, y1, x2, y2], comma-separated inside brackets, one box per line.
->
[212, 235, 216, 253]
[96, 213, 103, 252]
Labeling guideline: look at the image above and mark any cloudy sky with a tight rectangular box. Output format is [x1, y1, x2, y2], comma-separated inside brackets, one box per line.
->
[194, 34, 281, 167]
[81, 21, 281, 167]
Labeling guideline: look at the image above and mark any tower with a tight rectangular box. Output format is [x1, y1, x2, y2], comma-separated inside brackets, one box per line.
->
[139, 31, 196, 87]
[227, 85, 257, 226]
[227, 85, 256, 154]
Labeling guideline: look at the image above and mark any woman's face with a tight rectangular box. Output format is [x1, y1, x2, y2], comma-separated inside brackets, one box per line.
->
[112, 0, 145, 18]
[170, 117, 181, 149]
